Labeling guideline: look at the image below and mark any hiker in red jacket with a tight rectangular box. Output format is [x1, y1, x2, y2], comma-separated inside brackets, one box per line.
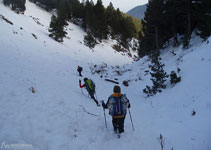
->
[77, 66, 83, 77]
[79, 78, 100, 106]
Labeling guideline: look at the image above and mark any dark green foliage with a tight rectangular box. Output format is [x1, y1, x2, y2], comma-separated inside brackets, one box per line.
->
[192, 0, 211, 40]
[82, 0, 138, 48]
[71, 0, 85, 19]
[119, 16, 136, 48]
[170, 71, 181, 85]
[84, 32, 97, 49]
[143, 52, 168, 97]
[49, 15, 67, 42]
[57, 0, 69, 26]
[105, 2, 116, 35]
[139, 0, 211, 57]
[29, 0, 57, 10]
[93, 0, 108, 40]
[139, 0, 165, 57]
[3, 0, 26, 13]
[164, 0, 187, 47]
[29, 0, 141, 48]
[83, 0, 108, 41]
[84, 0, 95, 31]
[143, 85, 154, 97]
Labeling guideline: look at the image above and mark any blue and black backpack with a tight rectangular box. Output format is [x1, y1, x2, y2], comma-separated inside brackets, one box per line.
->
[110, 95, 125, 116]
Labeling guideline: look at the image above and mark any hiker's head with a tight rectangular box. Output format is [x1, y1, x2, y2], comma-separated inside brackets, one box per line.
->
[84, 78, 88, 82]
[113, 85, 121, 93]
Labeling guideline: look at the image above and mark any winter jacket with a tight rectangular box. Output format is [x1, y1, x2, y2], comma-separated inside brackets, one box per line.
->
[79, 80, 95, 93]
[77, 66, 82, 72]
[104, 93, 130, 118]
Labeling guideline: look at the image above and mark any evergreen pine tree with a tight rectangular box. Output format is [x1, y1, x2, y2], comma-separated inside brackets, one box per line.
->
[84, 0, 96, 32]
[183, 0, 192, 49]
[193, 0, 211, 40]
[48, 15, 67, 42]
[164, 0, 186, 47]
[93, 0, 108, 41]
[84, 32, 97, 49]
[143, 52, 168, 97]
[3, 0, 26, 13]
[105, 2, 116, 35]
[110, 8, 122, 37]
[138, 0, 165, 57]
[57, 0, 69, 26]
[118, 16, 136, 49]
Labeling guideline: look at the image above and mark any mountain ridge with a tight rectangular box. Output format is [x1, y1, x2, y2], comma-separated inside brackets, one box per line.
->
[127, 4, 147, 20]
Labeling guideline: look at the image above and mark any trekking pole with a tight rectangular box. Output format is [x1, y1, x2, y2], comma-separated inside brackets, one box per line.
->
[128, 108, 135, 131]
[101, 100, 107, 128]
[103, 108, 107, 128]
[95, 93, 98, 100]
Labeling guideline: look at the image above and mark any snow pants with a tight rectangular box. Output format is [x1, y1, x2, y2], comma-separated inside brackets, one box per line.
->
[88, 90, 98, 105]
[112, 117, 125, 133]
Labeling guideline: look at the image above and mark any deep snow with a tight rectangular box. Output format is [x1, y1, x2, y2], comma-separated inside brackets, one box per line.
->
[0, 1, 211, 150]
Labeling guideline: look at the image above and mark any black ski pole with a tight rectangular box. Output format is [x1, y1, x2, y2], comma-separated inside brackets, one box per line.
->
[128, 108, 135, 131]
[95, 93, 98, 100]
[101, 101, 107, 128]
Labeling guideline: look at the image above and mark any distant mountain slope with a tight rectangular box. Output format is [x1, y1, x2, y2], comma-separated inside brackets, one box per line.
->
[127, 4, 147, 20]
[0, 0, 138, 66]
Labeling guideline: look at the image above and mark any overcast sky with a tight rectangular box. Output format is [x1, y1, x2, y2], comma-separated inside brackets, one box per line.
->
[92, 0, 148, 12]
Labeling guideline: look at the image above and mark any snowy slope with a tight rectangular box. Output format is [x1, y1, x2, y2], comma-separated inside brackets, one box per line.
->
[0, 1, 211, 150]
[0, 0, 137, 66]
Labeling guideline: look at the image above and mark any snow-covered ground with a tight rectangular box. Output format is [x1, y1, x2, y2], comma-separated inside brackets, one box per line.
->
[0, 1, 211, 150]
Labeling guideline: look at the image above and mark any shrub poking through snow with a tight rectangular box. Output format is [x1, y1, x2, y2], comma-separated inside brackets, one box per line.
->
[170, 71, 181, 85]
[192, 110, 196, 116]
[29, 87, 35, 94]
[90, 63, 108, 75]
[122, 80, 129, 86]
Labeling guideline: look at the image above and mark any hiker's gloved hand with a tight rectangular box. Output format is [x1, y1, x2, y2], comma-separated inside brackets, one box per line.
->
[128, 103, 131, 108]
[79, 80, 81, 83]
[101, 101, 106, 108]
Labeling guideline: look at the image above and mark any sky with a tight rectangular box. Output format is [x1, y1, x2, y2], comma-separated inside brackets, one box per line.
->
[92, 0, 148, 12]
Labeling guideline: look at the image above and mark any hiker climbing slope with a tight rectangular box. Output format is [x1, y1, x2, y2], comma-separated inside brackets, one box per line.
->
[102, 85, 130, 137]
[79, 78, 100, 106]
[77, 66, 83, 77]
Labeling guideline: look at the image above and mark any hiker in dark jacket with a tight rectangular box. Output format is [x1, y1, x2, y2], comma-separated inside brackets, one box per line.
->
[79, 78, 100, 106]
[102, 85, 130, 134]
[77, 66, 83, 77]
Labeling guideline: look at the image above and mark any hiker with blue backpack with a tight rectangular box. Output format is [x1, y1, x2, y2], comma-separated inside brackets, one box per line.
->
[79, 78, 100, 106]
[102, 85, 131, 136]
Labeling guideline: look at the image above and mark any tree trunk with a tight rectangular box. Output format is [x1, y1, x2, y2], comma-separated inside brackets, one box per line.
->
[187, 0, 191, 42]
[155, 26, 159, 51]
[183, 0, 192, 48]
[172, 21, 178, 47]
